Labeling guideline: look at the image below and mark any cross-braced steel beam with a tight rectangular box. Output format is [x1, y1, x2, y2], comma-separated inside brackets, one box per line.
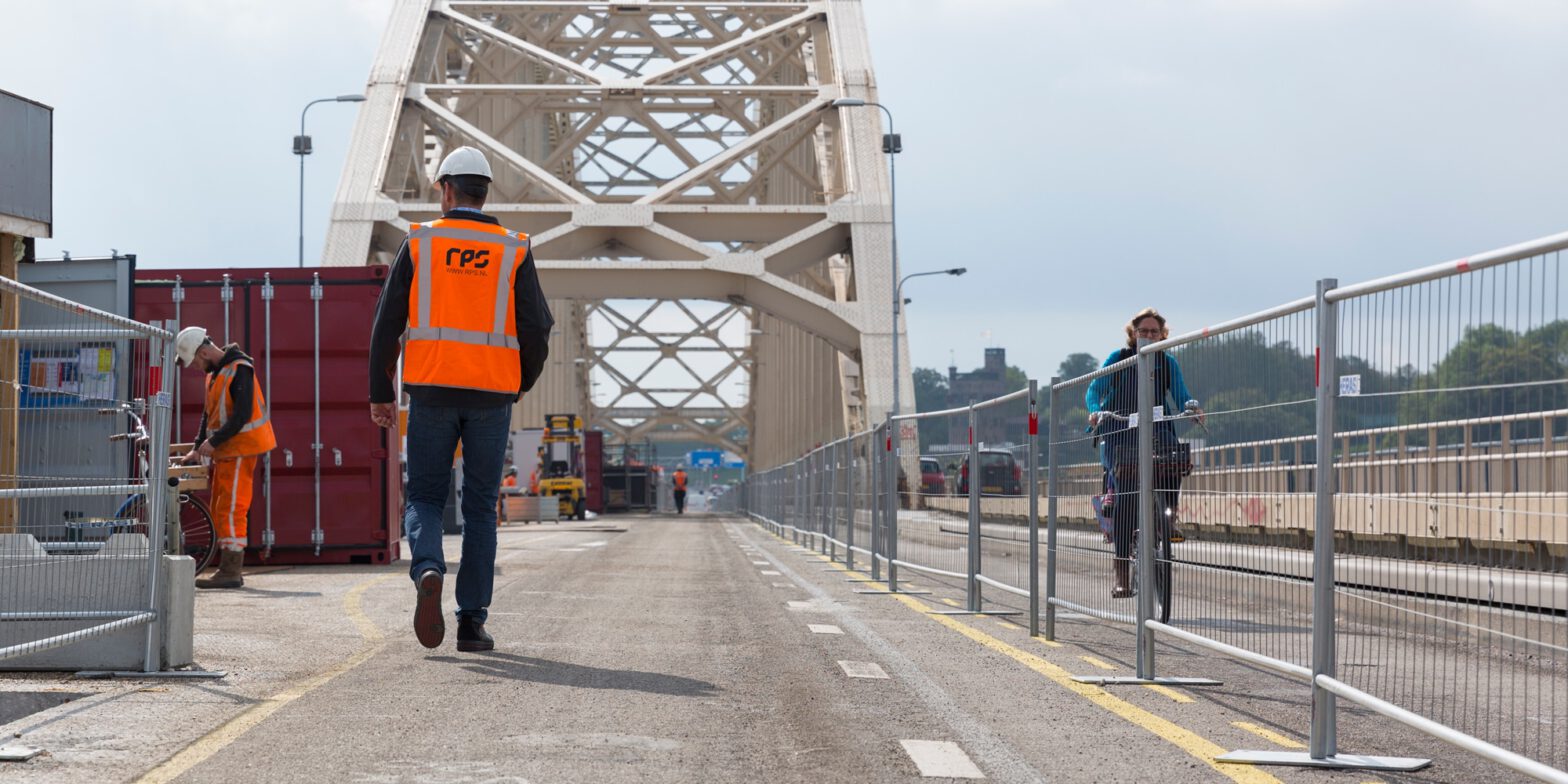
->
[325, 0, 907, 468]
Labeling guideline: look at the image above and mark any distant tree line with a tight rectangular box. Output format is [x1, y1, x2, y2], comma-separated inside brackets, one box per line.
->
[911, 319, 1566, 459]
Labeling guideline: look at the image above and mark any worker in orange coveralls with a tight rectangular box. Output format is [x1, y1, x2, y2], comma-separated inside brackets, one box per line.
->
[176, 326, 276, 589]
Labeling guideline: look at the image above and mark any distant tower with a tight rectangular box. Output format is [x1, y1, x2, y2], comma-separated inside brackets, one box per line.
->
[324, 0, 906, 468]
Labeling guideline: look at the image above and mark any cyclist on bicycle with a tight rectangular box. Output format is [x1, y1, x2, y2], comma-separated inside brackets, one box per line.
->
[1085, 308, 1202, 598]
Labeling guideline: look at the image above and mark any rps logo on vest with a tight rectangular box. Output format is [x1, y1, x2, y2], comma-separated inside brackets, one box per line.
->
[443, 247, 493, 277]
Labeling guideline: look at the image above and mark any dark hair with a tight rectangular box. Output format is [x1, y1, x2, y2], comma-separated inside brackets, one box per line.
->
[442, 174, 489, 206]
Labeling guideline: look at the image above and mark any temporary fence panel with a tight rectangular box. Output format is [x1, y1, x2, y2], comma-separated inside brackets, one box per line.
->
[892, 404, 977, 591]
[1153, 306, 1320, 674]
[134, 268, 400, 566]
[0, 275, 176, 670]
[1326, 244, 1566, 774]
[1046, 359, 1142, 634]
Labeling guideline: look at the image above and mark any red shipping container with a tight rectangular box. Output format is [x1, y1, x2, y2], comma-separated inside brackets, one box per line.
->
[584, 430, 604, 513]
[133, 267, 400, 565]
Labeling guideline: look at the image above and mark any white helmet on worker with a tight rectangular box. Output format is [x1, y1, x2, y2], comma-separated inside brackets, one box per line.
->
[436, 146, 493, 181]
[175, 326, 210, 366]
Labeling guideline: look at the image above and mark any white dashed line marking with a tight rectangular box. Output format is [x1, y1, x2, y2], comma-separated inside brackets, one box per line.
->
[837, 660, 889, 679]
[786, 601, 814, 610]
[751, 561, 768, 565]
[760, 570, 781, 576]
[899, 740, 985, 778]
[807, 624, 843, 635]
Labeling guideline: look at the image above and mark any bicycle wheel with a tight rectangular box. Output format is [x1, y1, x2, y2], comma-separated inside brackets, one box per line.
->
[1154, 524, 1173, 624]
[178, 494, 217, 573]
[121, 493, 218, 574]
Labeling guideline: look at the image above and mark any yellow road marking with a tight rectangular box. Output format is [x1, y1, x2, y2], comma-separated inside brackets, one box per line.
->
[136, 573, 398, 783]
[1036, 637, 1064, 649]
[996, 620, 1023, 631]
[940, 597, 962, 607]
[1232, 722, 1306, 750]
[885, 591, 1283, 784]
[1146, 684, 1196, 704]
[1080, 655, 1118, 671]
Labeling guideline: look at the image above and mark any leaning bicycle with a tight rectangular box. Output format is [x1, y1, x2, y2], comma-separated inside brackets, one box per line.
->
[97, 400, 218, 574]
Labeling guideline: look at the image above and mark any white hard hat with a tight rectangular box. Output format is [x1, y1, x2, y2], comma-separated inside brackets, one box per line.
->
[175, 326, 209, 366]
[436, 146, 492, 181]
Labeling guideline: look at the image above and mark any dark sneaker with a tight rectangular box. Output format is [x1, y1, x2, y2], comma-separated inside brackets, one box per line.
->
[456, 618, 494, 652]
[414, 570, 445, 649]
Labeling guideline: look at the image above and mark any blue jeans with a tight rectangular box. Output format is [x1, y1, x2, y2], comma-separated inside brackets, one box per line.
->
[403, 401, 510, 624]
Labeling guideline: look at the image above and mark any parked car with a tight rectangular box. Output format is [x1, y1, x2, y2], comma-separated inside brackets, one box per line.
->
[956, 448, 1023, 496]
[919, 457, 946, 497]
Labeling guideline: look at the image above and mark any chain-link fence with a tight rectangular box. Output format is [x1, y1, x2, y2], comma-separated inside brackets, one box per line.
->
[0, 275, 178, 670]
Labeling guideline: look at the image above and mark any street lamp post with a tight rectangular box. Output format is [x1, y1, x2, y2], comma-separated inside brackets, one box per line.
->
[295, 94, 366, 267]
[832, 98, 963, 420]
[895, 267, 967, 415]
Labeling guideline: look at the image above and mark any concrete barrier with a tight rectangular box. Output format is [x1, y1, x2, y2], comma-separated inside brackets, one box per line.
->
[0, 533, 194, 671]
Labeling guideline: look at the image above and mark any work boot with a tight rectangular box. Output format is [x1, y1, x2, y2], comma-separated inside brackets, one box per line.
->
[1112, 558, 1133, 599]
[413, 570, 445, 649]
[195, 549, 244, 589]
[456, 617, 494, 652]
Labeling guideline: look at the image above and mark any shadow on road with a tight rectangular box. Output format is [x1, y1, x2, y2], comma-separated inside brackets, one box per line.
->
[427, 651, 721, 697]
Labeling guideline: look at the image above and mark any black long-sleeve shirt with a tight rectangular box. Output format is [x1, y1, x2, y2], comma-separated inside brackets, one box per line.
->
[194, 345, 255, 450]
[368, 210, 554, 407]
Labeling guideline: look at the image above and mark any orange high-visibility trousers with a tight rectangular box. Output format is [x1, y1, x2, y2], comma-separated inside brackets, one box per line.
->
[209, 455, 259, 552]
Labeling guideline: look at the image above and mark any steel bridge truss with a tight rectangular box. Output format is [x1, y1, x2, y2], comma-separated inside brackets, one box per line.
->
[326, 0, 904, 466]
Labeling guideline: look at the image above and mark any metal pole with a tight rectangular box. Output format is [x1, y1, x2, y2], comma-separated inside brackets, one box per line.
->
[310, 273, 324, 556]
[1027, 379, 1040, 637]
[140, 327, 175, 672]
[1310, 278, 1340, 759]
[1045, 377, 1061, 641]
[846, 436, 856, 572]
[871, 424, 883, 581]
[886, 106, 901, 421]
[220, 273, 232, 345]
[967, 403, 980, 612]
[261, 273, 274, 559]
[828, 441, 838, 561]
[885, 413, 898, 592]
[1135, 339, 1156, 679]
[171, 277, 183, 444]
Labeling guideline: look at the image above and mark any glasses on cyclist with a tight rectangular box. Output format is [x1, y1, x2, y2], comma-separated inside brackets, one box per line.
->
[1135, 328, 1162, 336]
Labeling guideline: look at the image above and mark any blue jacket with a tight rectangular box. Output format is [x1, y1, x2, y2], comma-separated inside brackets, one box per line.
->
[1085, 349, 1196, 416]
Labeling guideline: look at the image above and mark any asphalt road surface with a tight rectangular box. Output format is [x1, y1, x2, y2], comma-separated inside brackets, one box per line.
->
[0, 513, 1558, 783]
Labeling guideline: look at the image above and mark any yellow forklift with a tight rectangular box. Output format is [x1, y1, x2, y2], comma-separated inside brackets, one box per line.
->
[538, 413, 587, 520]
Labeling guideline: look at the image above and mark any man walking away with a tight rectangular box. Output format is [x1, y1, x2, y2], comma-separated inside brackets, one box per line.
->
[672, 466, 688, 515]
[369, 146, 553, 652]
[175, 326, 276, 589]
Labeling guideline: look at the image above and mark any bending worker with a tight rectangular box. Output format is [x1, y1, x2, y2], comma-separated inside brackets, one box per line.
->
[369, 146, 553, 653]
[672, 465, 688, 514]
[176, 326, 276, 590]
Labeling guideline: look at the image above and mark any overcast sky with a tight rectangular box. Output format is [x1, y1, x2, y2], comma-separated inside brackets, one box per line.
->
[6, 0, 1567, 383]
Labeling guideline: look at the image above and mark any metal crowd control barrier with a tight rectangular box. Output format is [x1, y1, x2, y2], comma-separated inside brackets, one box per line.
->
[1041, 232, 1568, 780]
[738, 228, 1567, 783]
[0, 275, 177, 672]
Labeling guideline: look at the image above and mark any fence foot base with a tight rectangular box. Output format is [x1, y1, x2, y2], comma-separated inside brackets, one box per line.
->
[1070, 675, 1221, 686]
[0, 745, 43, 762]
[855, 587, 932, 595]
[930, 609, 1021, 616]
[75, 669, 228, 680]
[1214, 750, 1430, 772]
[845, 577, 881, 583]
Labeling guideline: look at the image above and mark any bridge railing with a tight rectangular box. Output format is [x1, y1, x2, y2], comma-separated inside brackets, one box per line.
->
[740, 228, 1568, 783]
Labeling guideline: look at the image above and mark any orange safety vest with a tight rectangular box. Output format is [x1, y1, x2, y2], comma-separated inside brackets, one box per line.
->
[673, 471, 687, 491]
[204, 358, 276, 459]
[405, 217, 531, 395]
